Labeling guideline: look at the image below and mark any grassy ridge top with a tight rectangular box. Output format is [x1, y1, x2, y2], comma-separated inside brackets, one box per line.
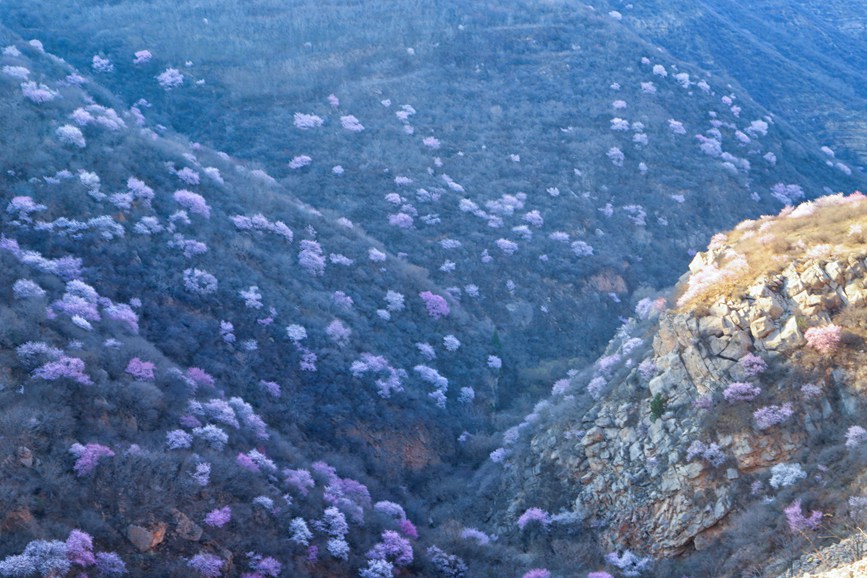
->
[677, 192, 867, 311]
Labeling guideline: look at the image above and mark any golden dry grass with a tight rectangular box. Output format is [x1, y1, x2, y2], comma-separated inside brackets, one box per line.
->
[678, 195, 867, 312]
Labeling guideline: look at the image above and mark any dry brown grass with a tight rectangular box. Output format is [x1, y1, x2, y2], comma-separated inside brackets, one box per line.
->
[677, 196, 867, 312]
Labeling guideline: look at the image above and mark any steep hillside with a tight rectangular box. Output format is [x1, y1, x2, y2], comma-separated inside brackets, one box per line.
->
[0, 32, 515, 578]
[593, 0, 867, 164]
[499, 193, 867, 576]
[2, 0, 862, 393]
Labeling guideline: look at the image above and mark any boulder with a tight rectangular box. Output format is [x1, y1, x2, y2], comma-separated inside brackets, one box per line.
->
[126, 523, 166, 552]
[750, 315, 776, 339]
[172, 509, 203, 541]
[16, 446, 32, 468]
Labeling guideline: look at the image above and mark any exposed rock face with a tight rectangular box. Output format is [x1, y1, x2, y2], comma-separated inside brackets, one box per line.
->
[511, 249, 867, 556]
[804, 562, 867, 578]
[776, 534, 867, 577]
[0, 508, 40, 536]
[685, 248, 867, 355]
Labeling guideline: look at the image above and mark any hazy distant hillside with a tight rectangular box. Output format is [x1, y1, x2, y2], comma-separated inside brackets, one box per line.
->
[595, 0, 867, 164]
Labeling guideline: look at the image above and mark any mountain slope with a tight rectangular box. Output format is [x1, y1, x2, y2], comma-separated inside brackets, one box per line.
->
[594, 0, 867, 164]
[1, 0, 861, 395]
[0, 32, 510, 578]
[0, 4, 866, 577]
[499, 193, 867, 576]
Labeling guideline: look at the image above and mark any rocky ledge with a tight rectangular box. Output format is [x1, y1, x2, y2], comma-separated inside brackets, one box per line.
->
[506, 194, 867, 562]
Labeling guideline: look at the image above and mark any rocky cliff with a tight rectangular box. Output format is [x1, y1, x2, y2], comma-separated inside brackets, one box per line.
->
[501, 192, 867, 574]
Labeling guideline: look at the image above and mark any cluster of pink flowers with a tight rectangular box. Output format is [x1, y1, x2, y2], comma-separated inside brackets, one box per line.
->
[69, 443, 114, 476]
[156, 68, 184, 90]
[517, 507, 550, 531]
[739, 352, 767, 377]
[723, 382, 761, 403]
[203, 506, 232, 528]
[174, 190, 211, 218]
[754, 403, 794, 430]
[804, 324, 842, 355]
[419, 291, 449, 319]
[125, 357, 155, 381]
[784, 500, 822, 533]
[34, 356, 93, 385]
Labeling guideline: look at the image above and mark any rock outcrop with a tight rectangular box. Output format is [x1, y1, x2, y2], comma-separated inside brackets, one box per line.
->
[507, 198, 867, 559]
[776, 533, 867, 578]
[126, 523, 167, 552]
